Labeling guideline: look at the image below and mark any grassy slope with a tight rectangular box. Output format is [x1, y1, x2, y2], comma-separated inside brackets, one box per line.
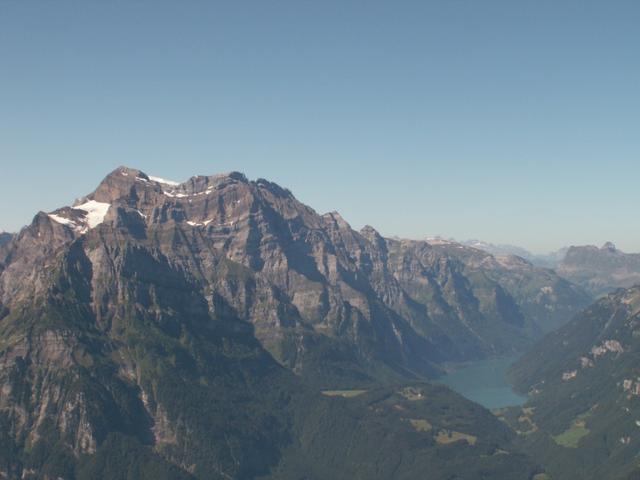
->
[504, 288, 640, 480]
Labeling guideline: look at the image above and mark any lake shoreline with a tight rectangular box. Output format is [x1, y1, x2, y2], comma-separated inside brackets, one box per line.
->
[434, 355, 527, 410]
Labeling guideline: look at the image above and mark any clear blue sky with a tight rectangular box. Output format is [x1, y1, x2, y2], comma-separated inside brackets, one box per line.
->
[1, 1, 638, 253]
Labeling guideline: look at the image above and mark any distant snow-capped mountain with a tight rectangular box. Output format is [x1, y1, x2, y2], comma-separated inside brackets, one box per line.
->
[460, 239, 568, 268]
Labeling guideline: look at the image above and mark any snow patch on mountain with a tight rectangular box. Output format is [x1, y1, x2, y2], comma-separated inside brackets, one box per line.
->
[164, 191, 188, 198]
[49, 201, 111, 233]
[74, 200, 111, 229]
[425, 236, 455, 245]
[48, 214, 78, 228]
[149, 176, 180, 186]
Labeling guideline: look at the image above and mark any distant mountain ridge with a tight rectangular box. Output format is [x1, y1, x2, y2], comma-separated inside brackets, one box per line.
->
[460, 239, 568, 268]
[462, 239, 538, 261]
[461, 239, 640, 298]
[556, 242, 640, 297]
[421, 242, 590, 334]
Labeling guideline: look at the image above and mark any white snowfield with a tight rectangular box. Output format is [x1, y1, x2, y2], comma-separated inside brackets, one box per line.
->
[48, 200, 111, 233]
[74, 200, 111, 228]
[47, 214, 76, 227]
[149, 175, 180, 186]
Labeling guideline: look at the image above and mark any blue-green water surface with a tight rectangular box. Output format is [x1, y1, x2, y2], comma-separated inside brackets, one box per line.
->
[436, 356, 526, 410]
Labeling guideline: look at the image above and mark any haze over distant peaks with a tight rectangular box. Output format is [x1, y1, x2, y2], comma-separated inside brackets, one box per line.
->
[557, 242, 640, 297]
[438, 238, 566, 268]
[462, 239, 536, 260]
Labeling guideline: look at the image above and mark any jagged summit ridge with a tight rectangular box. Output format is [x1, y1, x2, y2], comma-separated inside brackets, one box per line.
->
[558, 242, 640, 296]
[42, 167, 278, 237]
[0, 165, 590, 391]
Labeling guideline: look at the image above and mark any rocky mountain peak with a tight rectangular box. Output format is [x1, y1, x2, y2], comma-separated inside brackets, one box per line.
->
[255, 176, 293, 198]
[179, 171, 248, 192]
[322, 211, 351, 230]
[601, 241, 617, 251]
[88, 166, 160, 204]
[558, 243, 640, 297]
[359, 225, 383, 242]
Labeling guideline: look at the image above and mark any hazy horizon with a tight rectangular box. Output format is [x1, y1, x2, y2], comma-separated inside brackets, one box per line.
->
[1, 1, 639, 253]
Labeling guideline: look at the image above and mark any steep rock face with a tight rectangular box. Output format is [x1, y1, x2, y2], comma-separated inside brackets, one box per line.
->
[406, 241, 591, 336]
[461, 239, 569, 268]
[372, 238, 527, 358]
[1, 167, 590, 386]
[0, 233, 300, 478]
[0, 172, 544, 478]
[557, 243, 640, 297]
[507, 287, 640, 480]
[82, 168, 432, 381]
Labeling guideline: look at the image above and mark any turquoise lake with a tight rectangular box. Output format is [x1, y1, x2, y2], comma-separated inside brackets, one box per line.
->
[436, 356, 527, 410]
